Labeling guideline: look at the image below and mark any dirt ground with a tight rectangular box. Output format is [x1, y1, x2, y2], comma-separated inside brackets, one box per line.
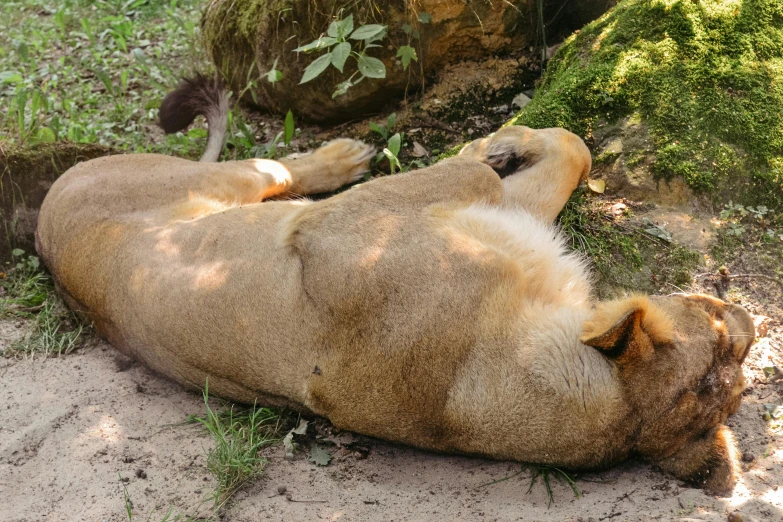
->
[1, 285, 782, 522]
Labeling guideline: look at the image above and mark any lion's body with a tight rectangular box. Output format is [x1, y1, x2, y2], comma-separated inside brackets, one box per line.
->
[37, 127, 755, 492]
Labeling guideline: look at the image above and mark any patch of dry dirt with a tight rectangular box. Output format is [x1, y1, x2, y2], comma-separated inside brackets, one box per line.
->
[1, 312, 781, 522]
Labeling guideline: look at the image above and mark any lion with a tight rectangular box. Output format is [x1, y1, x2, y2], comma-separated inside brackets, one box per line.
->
[36, 75, 755, 494]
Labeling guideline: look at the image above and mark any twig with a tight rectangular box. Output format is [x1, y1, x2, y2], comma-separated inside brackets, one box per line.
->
[695, 272, 783, 291]
[411, 116, 460, 135]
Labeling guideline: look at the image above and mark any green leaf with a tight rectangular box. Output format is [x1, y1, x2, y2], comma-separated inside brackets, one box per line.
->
[16, 42, 29, 61]
[369, 121, 386, 139]
[0, 71, 23, 84]
[357, 55, 386, 79]
[418, 12, 432, 24]
[300, 53, 332, 84]
[284, 110, 294, 146]
[309, 445, 332, 466]
[327, 20, 340, 38]
[11, 249, 24, 257]
[267, 68, 283, 83]
[387, 133, 402, 156]
[397, 45, 418, 70]
[338, 15, 354, 37]
[330, 42, 351, 72]
[350, 24, 387, 42]
[266, 58, 283, 83]
[293, 36, 337, 53]
[144, 99, 162, 110]
[36, 127, 56, 143]
[386, 113, 396, 129]
[402, 23, 412, 35]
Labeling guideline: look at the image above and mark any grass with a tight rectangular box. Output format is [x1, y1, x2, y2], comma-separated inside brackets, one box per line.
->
[0, 249, 88, 357]
[511, 0, 783, 210]
[190, 383, 287, 510]
[478, 464, 581, 507]
[0, 0, 295, 161]
[557, 189, 701, 297]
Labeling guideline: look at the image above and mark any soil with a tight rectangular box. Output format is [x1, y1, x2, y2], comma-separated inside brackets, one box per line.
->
[1, 278, 781, 522]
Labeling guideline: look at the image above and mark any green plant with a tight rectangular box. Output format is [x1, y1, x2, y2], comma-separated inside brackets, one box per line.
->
[192, 382, 283, 509]
[1, 249, 88, 357]
[369, 112, 396, 141]
[120, 472, 208, 522]
[382, 132, 403, 174]
[294, 15, 390, 98]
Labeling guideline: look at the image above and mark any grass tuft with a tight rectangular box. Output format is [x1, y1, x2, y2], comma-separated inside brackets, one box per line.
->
[1, 250, 89, 357]
[192, 383, 285, 510]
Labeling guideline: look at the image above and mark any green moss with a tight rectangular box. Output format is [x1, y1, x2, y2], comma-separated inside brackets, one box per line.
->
[558, 190, 701, 297]
[511, 0, 783, 210]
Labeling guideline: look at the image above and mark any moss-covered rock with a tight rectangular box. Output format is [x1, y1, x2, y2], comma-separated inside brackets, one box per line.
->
[511, 0, 783, 210]
[202, 0, 613, 122]
[0, 143, 118, 263]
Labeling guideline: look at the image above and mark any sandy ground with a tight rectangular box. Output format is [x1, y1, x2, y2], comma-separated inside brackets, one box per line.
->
[1, 296, 782, 522]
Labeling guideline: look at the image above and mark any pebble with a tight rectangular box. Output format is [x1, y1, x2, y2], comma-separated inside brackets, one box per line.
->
[277, 485, 287, 495]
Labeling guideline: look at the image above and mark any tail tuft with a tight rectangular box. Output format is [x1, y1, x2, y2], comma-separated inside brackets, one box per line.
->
[159, 74, 229, 162]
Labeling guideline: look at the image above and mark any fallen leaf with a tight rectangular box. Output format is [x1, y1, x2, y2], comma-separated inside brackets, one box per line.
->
[752, 314, 771, 338]
[411, 141, 429, 158]
[309, 445, 332, 466]
[283, 419, 309, 459]
[610, 202, 627, 216]
[587, 178, 606, 194]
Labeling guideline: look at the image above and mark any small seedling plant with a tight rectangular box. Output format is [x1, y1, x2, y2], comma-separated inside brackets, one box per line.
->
[293, 15, 419, 98]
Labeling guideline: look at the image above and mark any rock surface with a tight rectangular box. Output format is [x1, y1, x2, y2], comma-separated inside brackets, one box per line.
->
[202, 0, 614, 122]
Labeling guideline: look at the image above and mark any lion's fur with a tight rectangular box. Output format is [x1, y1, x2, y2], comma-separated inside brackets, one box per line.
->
[36, 125, 755, 494]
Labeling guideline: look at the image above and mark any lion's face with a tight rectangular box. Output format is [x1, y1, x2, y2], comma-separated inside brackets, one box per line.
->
[581, 293, 754, 492]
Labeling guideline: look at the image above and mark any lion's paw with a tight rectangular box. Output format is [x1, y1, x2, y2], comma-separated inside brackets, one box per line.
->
[316, 138, 376, 183]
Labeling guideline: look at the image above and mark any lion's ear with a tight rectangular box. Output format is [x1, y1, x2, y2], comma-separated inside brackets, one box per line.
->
[580, 296, 673, 362]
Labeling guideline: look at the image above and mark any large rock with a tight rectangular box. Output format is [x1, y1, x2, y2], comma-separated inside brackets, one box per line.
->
[202, 0, 614, 122]
[510, 0, 783, 211]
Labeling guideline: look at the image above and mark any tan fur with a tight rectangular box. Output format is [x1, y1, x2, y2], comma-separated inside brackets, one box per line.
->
[36, 126, 754, 493]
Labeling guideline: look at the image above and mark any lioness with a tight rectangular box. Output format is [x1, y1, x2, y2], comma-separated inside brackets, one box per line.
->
[36, 76, 754, 494]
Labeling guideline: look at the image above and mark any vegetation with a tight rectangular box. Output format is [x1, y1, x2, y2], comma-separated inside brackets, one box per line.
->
[190, 384, 286, 509]
[511, 0, 783, 210]
[0, 249, 87, 357]
[557, 190, 701, 297]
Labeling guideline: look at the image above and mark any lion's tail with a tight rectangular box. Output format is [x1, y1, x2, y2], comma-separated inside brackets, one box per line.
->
[158, 74, 229, 162]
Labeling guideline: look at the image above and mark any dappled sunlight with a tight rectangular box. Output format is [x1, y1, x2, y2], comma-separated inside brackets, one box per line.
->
[249, 158, 292, 187]
[74, 413, 124, 446]
[153, 227, 181, 257]
[191, 261, 229, 291]
[357, 215, 403, 269]
[591, 19, 616, 52]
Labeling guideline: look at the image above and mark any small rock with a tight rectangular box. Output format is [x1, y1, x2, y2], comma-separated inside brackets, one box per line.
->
[277, 485, 287, 495]
[122, 456, 135, 463]
[135, 468, 147, 479]
[741, 452, 754, 463]
[727, 512, 743, 522]
[511, 93, 531, 109]
[285, 493, 293, 501]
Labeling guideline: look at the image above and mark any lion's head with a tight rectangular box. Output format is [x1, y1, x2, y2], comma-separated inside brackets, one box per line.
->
[581, 293, 754, 493]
